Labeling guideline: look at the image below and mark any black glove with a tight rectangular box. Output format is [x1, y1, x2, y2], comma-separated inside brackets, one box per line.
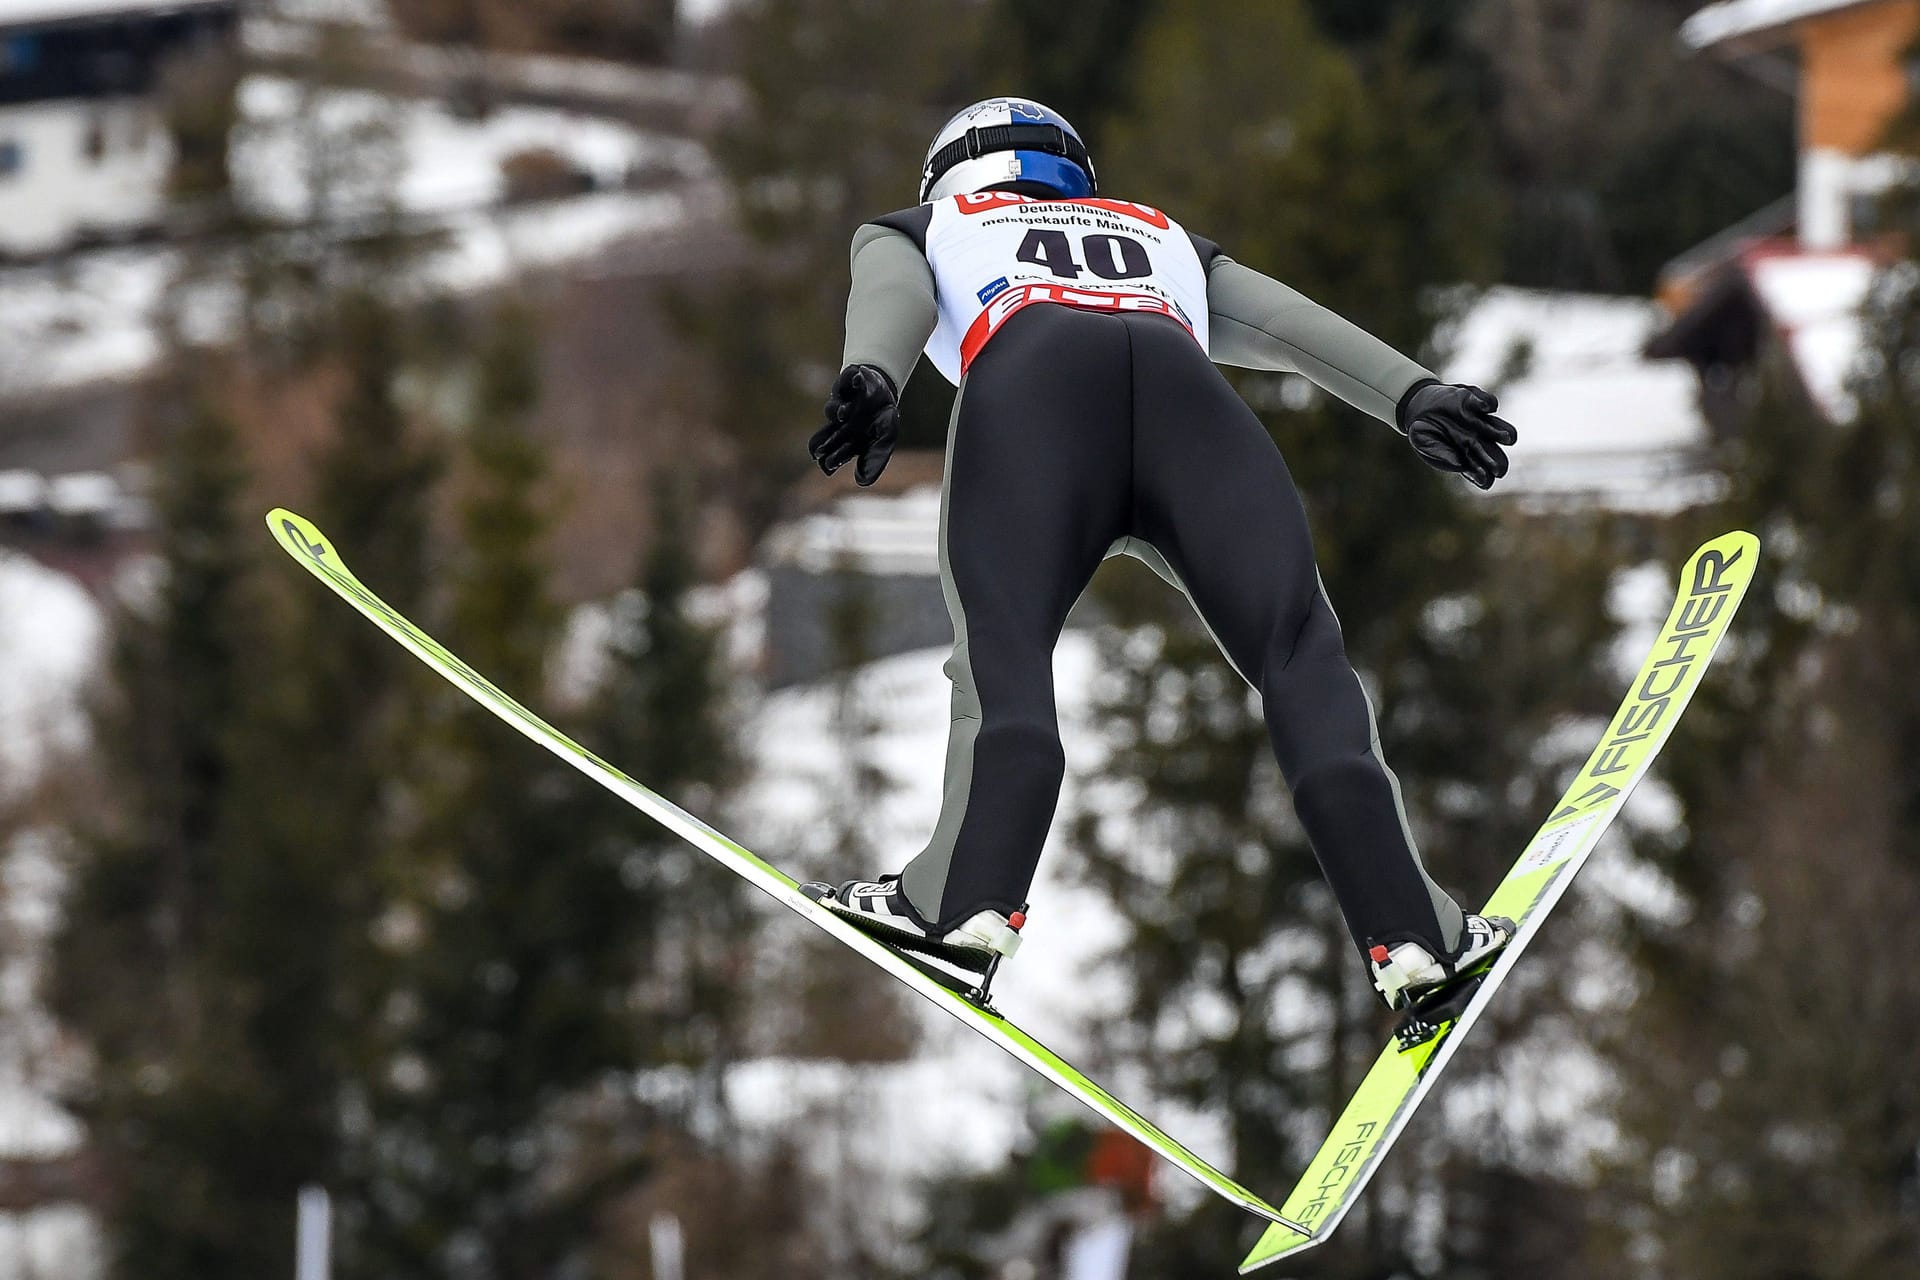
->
[1397, 380, 1516, 491]
[808, 364, 899, 488]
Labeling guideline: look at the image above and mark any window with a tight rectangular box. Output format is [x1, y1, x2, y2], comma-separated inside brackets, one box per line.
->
[0, 140, 23, 181]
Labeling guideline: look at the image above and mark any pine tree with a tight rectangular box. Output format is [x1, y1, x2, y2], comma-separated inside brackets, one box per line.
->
[590, 474, 748, 1120]
[340, 301, 662, 1278]
[48, 52, 449, 1275]
[197, 287, 448, 1280]
[48, 371, 296, 1280]
[579, 479, 839, 1279]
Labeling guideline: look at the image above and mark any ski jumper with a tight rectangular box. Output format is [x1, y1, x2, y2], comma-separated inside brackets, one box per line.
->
[841, 192, 1465, 961]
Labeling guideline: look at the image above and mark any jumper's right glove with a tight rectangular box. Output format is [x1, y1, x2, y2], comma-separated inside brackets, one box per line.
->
[808, 364, 899, 488]
[1398, 380, 1516, 491]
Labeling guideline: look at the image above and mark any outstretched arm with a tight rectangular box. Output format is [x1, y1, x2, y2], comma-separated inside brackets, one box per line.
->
[842, 223, 938, 392]
[1204, 255, 1432, 424]
[810, 223, 939, 486]
[1202, 252, 1516, 489]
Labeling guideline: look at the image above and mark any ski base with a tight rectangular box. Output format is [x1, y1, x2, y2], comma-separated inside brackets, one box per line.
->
[1238, 530, 1757, 1272]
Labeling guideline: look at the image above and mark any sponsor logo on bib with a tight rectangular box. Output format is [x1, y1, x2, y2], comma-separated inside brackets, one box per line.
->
[952, 191, 1172, 229]
[959, 282, 1193, 371]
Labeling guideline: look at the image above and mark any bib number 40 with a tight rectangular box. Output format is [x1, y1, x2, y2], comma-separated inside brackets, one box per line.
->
[1017, 228, 1151, 281]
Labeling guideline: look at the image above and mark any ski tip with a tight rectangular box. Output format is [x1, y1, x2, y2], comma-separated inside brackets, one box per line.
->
[1694, 528, 1761, 561]
[265, 508, 337, 567]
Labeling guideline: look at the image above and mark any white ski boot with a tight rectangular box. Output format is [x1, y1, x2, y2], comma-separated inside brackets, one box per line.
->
[1368, 913, 1516, 1012]
[800, 874, 1025, 975]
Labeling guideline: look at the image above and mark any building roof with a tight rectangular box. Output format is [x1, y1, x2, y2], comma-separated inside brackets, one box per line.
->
[1681, 0, 1878, 50]
[1436, 288, 1713, 510]
[1648, 243, 1879, 421]
[1744, 247, 1877, 418]
[0, 0, 232, 32]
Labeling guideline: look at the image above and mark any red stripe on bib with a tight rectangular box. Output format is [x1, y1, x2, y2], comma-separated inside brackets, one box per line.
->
[958, 283, 1195, 373]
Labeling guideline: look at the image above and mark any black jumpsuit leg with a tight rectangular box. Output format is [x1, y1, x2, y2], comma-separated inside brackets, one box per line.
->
[897, 305, 1133, 931]
[1124, 313, 1464, 959]
[898, 304, 1462, 961]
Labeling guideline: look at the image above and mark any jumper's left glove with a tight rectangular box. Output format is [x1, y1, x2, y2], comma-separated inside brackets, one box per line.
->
[809, 364, 899, 488]
[1398, 381, 1516, 491]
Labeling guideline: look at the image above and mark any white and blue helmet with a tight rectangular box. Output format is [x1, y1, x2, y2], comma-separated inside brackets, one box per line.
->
[919, 96, 1098, 203]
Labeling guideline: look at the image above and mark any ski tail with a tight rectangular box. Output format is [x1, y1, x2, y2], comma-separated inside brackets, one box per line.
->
[1239, 530, 1760, 1273]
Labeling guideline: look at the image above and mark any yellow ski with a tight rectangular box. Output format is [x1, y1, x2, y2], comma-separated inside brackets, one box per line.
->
[1240, 530, 1758, 1271]
[266, 508, 1308, 1234]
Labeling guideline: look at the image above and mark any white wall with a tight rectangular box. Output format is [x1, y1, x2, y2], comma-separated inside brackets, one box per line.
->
[0, 98, 172, 257]
[1798, 147, 1915, 251]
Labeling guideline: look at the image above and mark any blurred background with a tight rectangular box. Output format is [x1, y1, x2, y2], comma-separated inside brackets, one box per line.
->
[1, 0, 1916, 1277]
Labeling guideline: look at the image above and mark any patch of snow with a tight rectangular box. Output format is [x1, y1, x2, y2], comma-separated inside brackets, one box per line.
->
[0, 552, 103, 790]
[0, 801, 88, 1238]
[0, 1205, 102, 1280]
[0, 136, 697, 398]
[263, 0, 387, 25]
[557, 570, 770, 708]
[1584, 845, 1691, 929]
[0, 472, 47, 513]
[0, 69, 706, 399]
[1439, 1017, 1618, 1175]
[1609, 560, 1678, 680]
[231, 74, 693, 223]
[1680, 0, 1869, 50]
[0, 251, 171, 396]
[1745, 251, 1876, 421]
[737, 633, 1136, 1037]
[677, 0, 741, 25]
[424, 188, 687, 292]
[0, 1075, 82, 1163]
[759, 486, 943, 577]
[45, 472, 120, 517]
[1437, 288, 1712, 510]
[0, 0, 229, 29]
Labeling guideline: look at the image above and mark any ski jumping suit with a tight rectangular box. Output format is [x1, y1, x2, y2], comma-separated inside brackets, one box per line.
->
[841, 191, 1464, 961]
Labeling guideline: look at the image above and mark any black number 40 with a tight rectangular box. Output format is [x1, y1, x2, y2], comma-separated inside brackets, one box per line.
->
[1016, 228, 1152, 281]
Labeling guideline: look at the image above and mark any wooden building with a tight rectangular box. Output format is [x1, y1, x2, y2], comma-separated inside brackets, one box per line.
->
[1650, 0, 1919, 426]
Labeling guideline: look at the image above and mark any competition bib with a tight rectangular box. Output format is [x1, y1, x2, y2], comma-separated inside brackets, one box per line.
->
[920, 192, 1210, 383]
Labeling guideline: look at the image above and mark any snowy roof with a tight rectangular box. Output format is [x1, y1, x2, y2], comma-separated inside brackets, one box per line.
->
[1680, 0, 1873, 50]
[1744, 249, 1877, 419]
[0, 0, 232, 30]
[1436, 288, 1713, 510]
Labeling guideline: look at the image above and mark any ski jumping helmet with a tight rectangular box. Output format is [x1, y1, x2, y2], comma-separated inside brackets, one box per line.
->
[919, 97, 1097, 203]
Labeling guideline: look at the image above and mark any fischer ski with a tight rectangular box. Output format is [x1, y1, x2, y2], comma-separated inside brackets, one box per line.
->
[265, 508, 1310, 1236]
[1238, 529, 1758, 1272]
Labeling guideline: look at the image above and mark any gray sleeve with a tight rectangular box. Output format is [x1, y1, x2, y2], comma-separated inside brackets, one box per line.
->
[1205, 256, 1435, 428]
[842, 223, 938, 392]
